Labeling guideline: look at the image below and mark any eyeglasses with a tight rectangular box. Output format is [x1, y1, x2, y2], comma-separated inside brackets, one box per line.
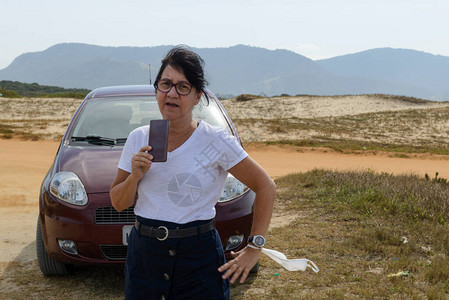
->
[155, 80, 193, 96]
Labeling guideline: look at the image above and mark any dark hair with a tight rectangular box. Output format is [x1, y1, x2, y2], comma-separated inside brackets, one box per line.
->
[154, 46, 209, 103]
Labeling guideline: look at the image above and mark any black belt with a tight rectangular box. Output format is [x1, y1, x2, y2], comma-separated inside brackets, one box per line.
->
[135, 219, 215, 241]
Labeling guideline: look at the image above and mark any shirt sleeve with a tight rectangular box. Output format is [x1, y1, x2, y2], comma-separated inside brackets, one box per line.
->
[216, 129, 248, 171]
[118, 130, 138, 173]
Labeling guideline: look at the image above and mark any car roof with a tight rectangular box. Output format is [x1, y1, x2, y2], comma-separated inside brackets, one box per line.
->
[85, 85, 156, 99]
[85, 85, 217, 101]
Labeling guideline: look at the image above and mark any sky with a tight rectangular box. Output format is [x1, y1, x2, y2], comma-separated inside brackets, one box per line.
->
[1, 0, 449, 69]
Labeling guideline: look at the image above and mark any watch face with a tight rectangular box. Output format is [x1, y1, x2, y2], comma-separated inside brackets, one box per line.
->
[254, 236, 265, 246]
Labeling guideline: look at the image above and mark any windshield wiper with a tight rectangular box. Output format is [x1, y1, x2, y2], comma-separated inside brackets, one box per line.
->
[115, 138, 127, 144]
[71, 135, 118, 146]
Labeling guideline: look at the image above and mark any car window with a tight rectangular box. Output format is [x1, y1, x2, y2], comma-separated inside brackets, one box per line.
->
[69, 95, 231, 145]
[193, 98, 231, 131]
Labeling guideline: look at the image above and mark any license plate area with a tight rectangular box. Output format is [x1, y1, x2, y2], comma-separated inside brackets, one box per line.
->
[122, 225, 133, 245]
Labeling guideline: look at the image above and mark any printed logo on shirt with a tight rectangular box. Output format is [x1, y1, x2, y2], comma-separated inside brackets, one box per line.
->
[193, 142, 222, 181]
[167, 173, 202, 207]
[193, 133, 245, 181]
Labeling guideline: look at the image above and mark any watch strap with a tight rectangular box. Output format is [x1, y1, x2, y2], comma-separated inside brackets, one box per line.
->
[248, 235, 266, 247]
[247, 244, 263, 250]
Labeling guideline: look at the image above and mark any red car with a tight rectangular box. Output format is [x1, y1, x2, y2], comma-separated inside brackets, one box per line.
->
[37, 85, 255, 275]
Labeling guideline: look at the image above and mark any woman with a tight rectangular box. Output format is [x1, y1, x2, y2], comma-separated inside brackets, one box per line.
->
[110, 46, 275, 299]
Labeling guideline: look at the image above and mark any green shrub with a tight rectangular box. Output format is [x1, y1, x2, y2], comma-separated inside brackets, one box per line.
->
[0, 89, 22, 98]
[235, 94, 262, 101]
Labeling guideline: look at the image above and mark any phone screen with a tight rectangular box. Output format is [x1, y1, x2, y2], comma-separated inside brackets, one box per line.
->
[148, 119, 169, 162]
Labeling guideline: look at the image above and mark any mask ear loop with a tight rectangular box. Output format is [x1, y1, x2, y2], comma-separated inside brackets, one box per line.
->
[305, 259, 320, 273]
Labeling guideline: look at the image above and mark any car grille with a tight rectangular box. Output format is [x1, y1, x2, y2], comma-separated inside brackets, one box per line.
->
[100, 245, 128, 260]
[95, 206, 136, 224]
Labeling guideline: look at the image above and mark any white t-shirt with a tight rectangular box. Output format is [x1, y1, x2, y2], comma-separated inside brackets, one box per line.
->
[118, 121, 248, 224]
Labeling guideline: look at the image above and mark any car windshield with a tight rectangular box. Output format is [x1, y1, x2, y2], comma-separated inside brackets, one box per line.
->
[69, 95, 231, 145]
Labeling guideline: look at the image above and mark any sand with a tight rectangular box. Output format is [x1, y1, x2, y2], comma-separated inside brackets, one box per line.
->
[221, 95, 449, 149]
[0, 139, 59, 265]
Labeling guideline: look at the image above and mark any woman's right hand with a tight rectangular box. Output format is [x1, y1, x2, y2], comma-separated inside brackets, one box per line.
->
[131, 145, 153, 181]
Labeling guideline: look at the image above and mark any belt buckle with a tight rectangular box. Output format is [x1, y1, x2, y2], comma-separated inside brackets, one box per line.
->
[157, 226, 169, 241]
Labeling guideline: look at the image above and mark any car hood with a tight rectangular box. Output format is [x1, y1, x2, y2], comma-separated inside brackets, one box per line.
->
[57, 145, 123, 194]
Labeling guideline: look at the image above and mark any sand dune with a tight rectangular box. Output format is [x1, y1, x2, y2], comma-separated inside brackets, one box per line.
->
[221, 95, 449, 145]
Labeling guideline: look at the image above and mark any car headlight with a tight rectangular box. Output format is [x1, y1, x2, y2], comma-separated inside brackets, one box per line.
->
[218, 174, 249, 203]
[50, 172, 88, 206]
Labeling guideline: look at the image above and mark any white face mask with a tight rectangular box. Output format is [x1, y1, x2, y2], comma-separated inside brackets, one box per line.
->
[261, 248, 319, 273]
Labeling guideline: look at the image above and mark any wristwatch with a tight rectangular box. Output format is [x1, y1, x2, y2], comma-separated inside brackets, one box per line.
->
[247, 235, 266, 249]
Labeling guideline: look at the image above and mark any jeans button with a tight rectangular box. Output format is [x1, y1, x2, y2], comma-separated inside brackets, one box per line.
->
[163, 273, 170, 281]
[169, 249, 176, 256]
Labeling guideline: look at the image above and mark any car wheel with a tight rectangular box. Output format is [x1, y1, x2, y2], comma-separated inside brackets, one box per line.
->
[36, 217, 69, 276]
[250, 260, 260, 273]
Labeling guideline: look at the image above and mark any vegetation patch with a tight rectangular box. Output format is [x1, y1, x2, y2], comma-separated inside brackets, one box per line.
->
[233, 170, 449, 298]
[2, 170, 449, 298]
[231, 105, 449, 155]
[0, 97, 83, 140]
[235, 94, 263, 101]
[0, 80, 90, 98]
[264, 138, 449, 156]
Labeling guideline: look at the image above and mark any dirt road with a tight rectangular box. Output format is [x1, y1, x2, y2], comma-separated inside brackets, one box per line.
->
[1, 139, 449, 268]
[245, 143, 449, 179]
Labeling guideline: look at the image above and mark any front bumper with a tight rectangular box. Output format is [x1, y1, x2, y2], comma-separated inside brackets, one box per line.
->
[39, 189, 255, 265]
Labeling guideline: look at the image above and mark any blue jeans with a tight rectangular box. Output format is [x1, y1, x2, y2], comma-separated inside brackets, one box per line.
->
[125, 217, 230, 300]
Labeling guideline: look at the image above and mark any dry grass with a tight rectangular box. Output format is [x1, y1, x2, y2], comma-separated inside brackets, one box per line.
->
[1, 262, 125, 299]
[0, 97, 82, 140]
[222, 94, 449, 155]
[231, 170, 449, 299]
[2, 170, 449, 299]
[2, 94, 449, 155]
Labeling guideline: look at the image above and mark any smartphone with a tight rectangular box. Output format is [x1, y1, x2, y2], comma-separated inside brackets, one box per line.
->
[148, 119, 169, 162]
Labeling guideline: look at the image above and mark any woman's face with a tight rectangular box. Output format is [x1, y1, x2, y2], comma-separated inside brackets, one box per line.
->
[156, 65, 201, 123]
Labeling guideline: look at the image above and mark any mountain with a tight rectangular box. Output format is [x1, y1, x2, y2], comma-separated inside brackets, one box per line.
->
[0, 43, 448, 100]
[196, 45, 343, 96]
[0, 44, 170, 89]
[0, 43, 339, 96]
[317, 48, 449, 100]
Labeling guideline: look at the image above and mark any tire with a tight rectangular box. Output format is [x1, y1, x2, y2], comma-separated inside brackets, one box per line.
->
[36, 217, 69, 276]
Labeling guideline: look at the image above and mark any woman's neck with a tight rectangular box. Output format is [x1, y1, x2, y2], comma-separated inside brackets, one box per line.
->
[166, 117, 198, 152]
[168, 118, 197, 138]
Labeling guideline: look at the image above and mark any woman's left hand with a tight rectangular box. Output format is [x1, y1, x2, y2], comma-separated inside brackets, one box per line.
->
[218, 246, 262, 284]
